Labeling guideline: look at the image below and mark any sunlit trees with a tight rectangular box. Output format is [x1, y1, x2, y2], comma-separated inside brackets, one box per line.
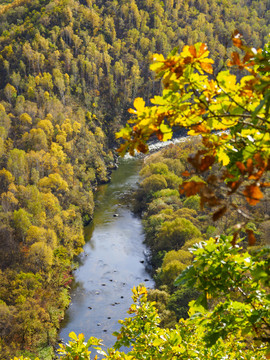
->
[1, 0, 270, 356]
[13, 208, 32, 242]
[115, 35, 270, 357]
[4, 83, 17, 103]
[141, 174, 168, 194]
[155, 217, 202, 251]
[28, 241, 53, 271]
[7, 149, 28, 185]
[117, 34, 270, 237]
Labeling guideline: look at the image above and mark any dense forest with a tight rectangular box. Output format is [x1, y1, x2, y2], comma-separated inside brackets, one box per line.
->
[135, 139, 269, 328]
[0, 0, 270, 358]
[112, 32, 270, 359]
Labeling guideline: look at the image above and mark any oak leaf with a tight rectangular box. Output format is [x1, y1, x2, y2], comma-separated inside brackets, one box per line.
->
[200, 61, 213, 74]
[232, 30, 243, 48]
[182, 171, 191, 177]
[243, 184, 263, 205]
[180, 181, 205, 197]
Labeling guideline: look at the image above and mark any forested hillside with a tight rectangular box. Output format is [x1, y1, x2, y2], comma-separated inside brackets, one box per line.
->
[0, 0, 270, 358]
[135, 139, 270, 329]
[113, 29, 270, 359]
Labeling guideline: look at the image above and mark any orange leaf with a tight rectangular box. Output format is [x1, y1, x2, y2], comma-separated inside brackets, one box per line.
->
[200, 61, 213, 74]
[174, 65, 184, 76]
[243, 185, 263, 205]
[182, 171, 191, 177]
[227, 180, 241, 194]
[249, 169, 264, 180]
[243, 52, 254, 63]
[198, 43, 208, 57]
[232, 30, 243, 48]
[236, 161, 246, 174]
[201, 187, 221, 207]
[179, 181, 205, 197]
[199, 155, 215, 172]
[232, 38, 242, 48]
[246, 158, 253, 174]
[254, 152, 267, 168]
[189, 45, 197, 57]
[191, 124, 210, 134]
[246, 229, 256, 246]
[188, 151, 215, 173]
[156, 130, 163, 141]
[229, 52, 242, 67]
[260, 182, 270, 188]
[117, 142, 129, 155]
[184, 56, 193, 65]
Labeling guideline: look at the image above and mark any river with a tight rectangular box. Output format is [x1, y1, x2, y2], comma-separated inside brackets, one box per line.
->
[59, 155, 155, 354]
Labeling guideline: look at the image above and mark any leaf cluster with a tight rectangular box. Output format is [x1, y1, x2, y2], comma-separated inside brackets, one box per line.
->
[117, 34, 270, 240]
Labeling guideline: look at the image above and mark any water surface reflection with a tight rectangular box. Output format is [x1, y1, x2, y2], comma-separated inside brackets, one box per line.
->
[59, 156, 154, 353]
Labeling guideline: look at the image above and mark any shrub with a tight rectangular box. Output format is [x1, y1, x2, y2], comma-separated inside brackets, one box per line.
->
[155, 217, 202, 251]
[141, 174, 168, 194]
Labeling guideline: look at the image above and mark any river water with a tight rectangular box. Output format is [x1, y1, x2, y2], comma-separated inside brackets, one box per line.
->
[59, 155, 154, 353]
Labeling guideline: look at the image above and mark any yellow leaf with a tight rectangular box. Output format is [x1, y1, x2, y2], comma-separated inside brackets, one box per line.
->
[133, 97, 145, 113]
[128, 107, 137, 114]
[163, 132, 173, 141]
[69, 331, 77, 340]
[152, 338, 163, 346]
[115, 125, 131, 139]
[217, 148, 230, 166]
[78, 333, 84, 341]
[152, 53, 165, 62]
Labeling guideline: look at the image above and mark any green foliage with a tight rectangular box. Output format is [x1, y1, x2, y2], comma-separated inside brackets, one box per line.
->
[162, 249, 193, 267]
[140, 162, 169, 178]
[57, 332, 103, 360]
[156, 260, 186, 290]
[107, 286, 265, 359]
[141, 173, 168, 194]
[9, 285, 267, 359]
[168, 286, 200, 320]
[153, 188, 179, 199]
[117, 37, 270, 235]
[28, 241, 53, 271]
[176, 237, 270, 351]
[147, 288, 176, 327]
[4, 83, 17, 103]
[156, 217, 201, 251]
[183, 195, 200, 211]
[1, 0, 270, 357]
[115, 34, 270, 359]
[135, 139, 208, 324]
[111, 286, 160, 351]
[13, 208, 32, 240]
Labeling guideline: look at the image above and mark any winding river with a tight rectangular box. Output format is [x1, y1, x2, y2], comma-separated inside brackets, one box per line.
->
[59, 155, 155, 353]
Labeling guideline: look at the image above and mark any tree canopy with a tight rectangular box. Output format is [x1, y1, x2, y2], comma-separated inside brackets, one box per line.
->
[1, 0, 270, 357]
[114, 34, 270, 358]
[11, 34, 270, 360]
[117, 32, 270, 240]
